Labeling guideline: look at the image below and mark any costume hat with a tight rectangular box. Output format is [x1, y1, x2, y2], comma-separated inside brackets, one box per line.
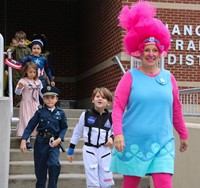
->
[118, 0, 171, 57]
[41, 86, 60, 96]
[29, 39, 44, 49]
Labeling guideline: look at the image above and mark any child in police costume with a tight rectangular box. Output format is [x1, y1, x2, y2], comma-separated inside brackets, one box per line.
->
[20, 86, 68, 188]
[67, 87, 115, 188]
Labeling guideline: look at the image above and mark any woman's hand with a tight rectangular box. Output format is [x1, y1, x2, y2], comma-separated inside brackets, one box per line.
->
[114, 134, 125, 152]
[179, 139, 188, 152]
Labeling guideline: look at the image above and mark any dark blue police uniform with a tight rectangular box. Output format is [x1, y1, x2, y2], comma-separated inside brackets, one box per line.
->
[21, 86, 67, 188]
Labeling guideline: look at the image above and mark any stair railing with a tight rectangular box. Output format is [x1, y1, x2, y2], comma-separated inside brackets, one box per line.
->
[0, 34, 4, 96]
[112, 56, 126, 74]
[0, 33, 12, 188]
[179, 88, 200, 116]
[6, 52, 14, 114]
[1, 33, 19, 123]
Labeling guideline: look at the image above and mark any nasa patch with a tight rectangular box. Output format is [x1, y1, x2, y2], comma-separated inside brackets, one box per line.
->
[87, 116, 96, 125]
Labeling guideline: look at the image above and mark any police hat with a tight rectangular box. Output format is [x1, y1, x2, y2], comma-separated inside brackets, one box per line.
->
[41, 86, 60, 96]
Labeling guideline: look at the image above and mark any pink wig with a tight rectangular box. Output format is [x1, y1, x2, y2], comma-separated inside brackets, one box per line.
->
[118, 0, 171, 57]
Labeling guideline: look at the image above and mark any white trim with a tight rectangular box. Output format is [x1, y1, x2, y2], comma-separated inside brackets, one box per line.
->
[151, 2, 200, 10]
[178, 81, 200, 88]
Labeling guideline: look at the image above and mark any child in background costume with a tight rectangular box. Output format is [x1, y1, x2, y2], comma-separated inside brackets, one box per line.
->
[20, 86, 68, 188]
[10, 37, 18, 48]
[30, 33, 55, 81]
[4, 37, 19, 96]
[110, 1, 189, 188]
[15, 62, 43, 149]
[67, 87, 115, 188]
[20, 39, 55, 88]
[7, 31, 32, 106]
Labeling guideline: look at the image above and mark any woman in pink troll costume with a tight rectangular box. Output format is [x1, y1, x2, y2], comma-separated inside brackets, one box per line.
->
[110, 1, 189, 188]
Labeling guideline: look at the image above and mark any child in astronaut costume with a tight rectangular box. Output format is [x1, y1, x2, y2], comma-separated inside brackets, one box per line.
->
[67, 87, 114, 188]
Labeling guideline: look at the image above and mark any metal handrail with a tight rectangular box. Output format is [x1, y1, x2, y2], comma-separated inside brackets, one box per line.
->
[7, 52, 14, 115]
[3, 51, 14, 115]
[1, 34, 18, 123]
[179, 88, 200, 117]
[112, 56, 126, 74]
[179, 88, 200, 94]
[0, 34, 4, 97]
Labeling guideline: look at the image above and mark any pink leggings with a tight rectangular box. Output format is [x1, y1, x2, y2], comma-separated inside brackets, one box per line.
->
[123, 173, 172, 188]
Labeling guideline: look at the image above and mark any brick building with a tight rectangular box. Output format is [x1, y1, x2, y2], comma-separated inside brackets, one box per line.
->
[1, 0, 200, 108]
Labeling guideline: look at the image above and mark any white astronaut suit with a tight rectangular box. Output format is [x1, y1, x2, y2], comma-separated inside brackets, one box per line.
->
[69, 109, 115, 188]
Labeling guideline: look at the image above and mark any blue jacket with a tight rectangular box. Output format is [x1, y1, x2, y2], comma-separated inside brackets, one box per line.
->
[21, 105, 68, 141]
[20, 55, 53, 81]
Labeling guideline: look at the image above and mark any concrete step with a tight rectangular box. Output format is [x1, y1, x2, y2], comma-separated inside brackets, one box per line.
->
[11, 117, 79, 129]
[184, 116, 200, 124]
[9, 174, 127, 188]
[10, 161, 86, 175]
[9, 174, 150, 188]
[10, 148, 83, 161]
[11, 127, 77, 137]
[13, 108, 84, 119]
[10, 136, 84, 149]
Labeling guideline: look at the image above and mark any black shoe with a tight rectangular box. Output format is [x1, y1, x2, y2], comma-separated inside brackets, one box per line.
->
[26, 142, 32, 150]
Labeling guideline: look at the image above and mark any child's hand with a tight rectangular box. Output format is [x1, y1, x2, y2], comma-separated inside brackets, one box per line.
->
[17, 82, 24, 89]
[50, 137, 61, 148]
[20, 140, 27, 153]
[4, 70, 8, 76]
[6, 48, 11, 53]
[104, 137, 113, 147]
[50, 81, 55, 87]
[67, 155, 74, 163]
[67, 148, 74, 163]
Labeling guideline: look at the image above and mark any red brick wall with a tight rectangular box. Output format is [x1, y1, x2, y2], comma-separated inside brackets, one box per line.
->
[1, 0, 78, 100]
[120, 0, 200, 88]
[77, 0, 123, 99]
[126, 0, 199, 4]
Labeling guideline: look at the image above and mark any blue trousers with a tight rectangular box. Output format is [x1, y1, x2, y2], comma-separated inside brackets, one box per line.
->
[34, 136, 61, 188]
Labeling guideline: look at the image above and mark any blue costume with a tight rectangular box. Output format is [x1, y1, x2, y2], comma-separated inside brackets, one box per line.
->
[21, 103, 68, 188]
[20, 55, 53, 87]
[110, 69, 175, 176]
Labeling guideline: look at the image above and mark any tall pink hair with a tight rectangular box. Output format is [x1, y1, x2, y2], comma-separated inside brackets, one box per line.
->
[118, 0, 171, 57]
